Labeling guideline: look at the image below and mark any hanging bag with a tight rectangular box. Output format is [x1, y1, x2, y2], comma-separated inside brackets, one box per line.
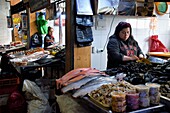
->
[76, 15, 93, 27]
[76, 15, 94, 47]
[76, 25, 93, 47]
[30, 32, 42, 48]
[149, 35, 169, 52]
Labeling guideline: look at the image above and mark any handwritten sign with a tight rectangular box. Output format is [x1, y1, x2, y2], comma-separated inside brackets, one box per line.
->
[29, 0, 50, 13]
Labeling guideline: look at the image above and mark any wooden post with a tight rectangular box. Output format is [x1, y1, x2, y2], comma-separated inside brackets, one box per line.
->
[65, 0, 91, 73]
[65, 0, 75, 72]
[10, 0, 20, 42]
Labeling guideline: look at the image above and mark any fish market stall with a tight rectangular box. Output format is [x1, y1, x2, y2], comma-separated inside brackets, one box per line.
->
[76, 82, 167, 113]
[56, 65, 170, 113]
[6, 47, 64, 81]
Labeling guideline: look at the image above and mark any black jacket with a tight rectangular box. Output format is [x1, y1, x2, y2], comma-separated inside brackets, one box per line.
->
[107, 35, 143, 69]
[44, 34, 54, 49]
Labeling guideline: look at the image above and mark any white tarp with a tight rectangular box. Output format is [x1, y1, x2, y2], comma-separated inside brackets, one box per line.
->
[22, 79, 51, 113]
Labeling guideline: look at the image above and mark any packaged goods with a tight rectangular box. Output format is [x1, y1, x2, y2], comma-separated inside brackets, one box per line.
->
[111, 91, 126, 102]
[135, 85, 149, 97]
[126, 98, 139, 105]
[127, 104, 139, 110]
[139, 97, 150, 107]
[145, 83, 160, 105]
[89, 81, 136, 108]
[126, 93, 139, 100]
[150, 93, 160, 105]
[145, 83, 160, 95]
[126, 93, 139, 110]
[112, 100, 126, 107]
[111, 92, 126, 112]
[112, 105, 126, 113]
[126, 89, 136, 94]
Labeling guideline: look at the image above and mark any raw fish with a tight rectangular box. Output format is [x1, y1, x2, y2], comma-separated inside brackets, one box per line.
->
[56, 68, 106, 89]
[72, 77, 117, 98]
[72, 82, 111, 98]
[61, 76, 101, 93]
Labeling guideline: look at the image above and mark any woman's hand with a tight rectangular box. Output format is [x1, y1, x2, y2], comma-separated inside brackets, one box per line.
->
[123, 55, 139, 61]
[130, 55, 139, 61]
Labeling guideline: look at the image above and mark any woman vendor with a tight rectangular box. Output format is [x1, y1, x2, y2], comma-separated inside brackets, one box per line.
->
[107, 22, 144, 69]
[44, 26, 55, 49]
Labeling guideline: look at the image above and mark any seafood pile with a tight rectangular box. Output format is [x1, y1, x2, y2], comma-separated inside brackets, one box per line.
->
[58, 60, 170, 100]
[72, 76, 116, 98]
[105, 61, 170, 99]
[56, 68, 117, 98]
[56, 68, 106, 89]
[25, 47, 44, 55]
[10, 51, 48, 65]
[89, 81, 161, 112]
[105, 61, 153, 84]
[89, 81, 135, 107]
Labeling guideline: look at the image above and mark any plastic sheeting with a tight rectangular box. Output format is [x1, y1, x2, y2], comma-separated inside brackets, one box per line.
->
[22, 79, 51, 113]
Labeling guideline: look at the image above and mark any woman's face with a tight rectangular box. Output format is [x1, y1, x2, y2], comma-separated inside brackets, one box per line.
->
[119, 27, 130, 41]
[49, 28, 54, 36]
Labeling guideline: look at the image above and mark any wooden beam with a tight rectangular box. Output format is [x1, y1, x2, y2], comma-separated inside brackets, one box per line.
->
[10, 0, 20, 41]
[74, 45, 91, 69]
[65, 0, 75, 73]
[65, 0, 91, 73]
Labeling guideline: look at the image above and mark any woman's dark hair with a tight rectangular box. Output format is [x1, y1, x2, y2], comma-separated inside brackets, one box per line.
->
[48, 26, 53, 32]
[114, 22, 132, 37]
[114, 22, 135, 43]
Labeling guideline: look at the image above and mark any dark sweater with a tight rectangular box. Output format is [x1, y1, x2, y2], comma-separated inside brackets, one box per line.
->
[44, 34, 54, 49]
[107, 35, 143, 69]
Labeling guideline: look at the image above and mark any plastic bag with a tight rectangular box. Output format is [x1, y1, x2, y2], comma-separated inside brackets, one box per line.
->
[31, 32, 42, 48]
[149, 35, 169, 52]
[22, 80, 51, 113]
[76, 26, 93, 47]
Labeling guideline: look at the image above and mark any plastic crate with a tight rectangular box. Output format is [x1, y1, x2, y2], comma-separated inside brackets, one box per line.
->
[0, 75, 20, 86]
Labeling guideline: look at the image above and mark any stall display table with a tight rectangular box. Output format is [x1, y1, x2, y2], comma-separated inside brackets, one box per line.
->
[10, 57, 64, 80]
[0, 45, 26, 55]
[78, 96, 166, 113]
[56, 94, 169, 113]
